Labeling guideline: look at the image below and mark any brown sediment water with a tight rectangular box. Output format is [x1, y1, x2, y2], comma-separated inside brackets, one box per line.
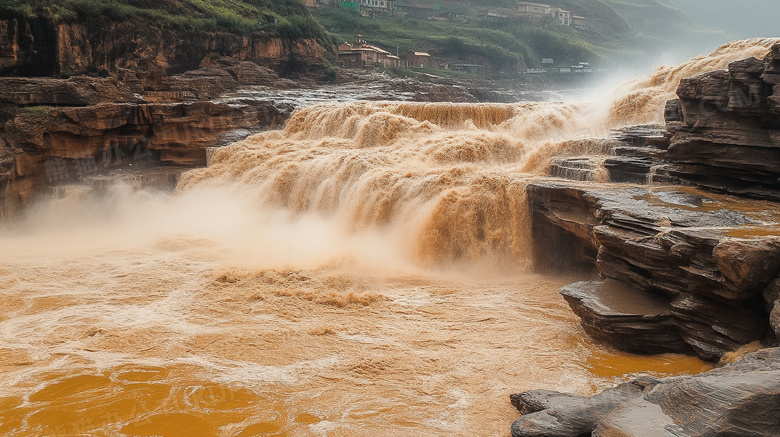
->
[3, 39, 776, 436]
[0, 238, 710, 437]
[608, 37, 779, 125]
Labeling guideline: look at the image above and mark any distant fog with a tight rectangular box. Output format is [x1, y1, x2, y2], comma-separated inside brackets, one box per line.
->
[674, 0, 779, 41]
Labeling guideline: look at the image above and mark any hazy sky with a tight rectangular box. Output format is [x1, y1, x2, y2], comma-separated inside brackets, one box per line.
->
[673, 0, 780, 40]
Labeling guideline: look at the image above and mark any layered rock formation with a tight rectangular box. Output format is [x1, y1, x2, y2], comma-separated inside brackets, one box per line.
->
[529, 181, 777, 361]
[511, 347, 780, 437]
[665, 44, 780, 201]
[514, 41, 780, 437]
[0, 62, 295, 218]
[0, 14, 325, 78]
[529, 44, 780, 362]
[0, 4, 329, 219]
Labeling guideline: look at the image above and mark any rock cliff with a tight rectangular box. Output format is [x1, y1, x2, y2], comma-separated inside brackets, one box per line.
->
[0, 14, 325, 78]
[512, 42, 780, 437]
[530, 44, 780, 362]
[0, 61, 295, 219]
[665, 44, 780, 201]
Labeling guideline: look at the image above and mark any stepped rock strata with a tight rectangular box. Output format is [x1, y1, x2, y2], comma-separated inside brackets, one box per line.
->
[511, 347, 780, 437]
[0, 62, 295, 218]
[665, 44, 780, 200]
[514, 42, 780, 437]
[530, 44, 780, 362]
[528, 181, 777, 361]
[560, 280, 691, 355]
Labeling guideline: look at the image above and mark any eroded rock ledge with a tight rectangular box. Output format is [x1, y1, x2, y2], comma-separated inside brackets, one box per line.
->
[511, 347, 780, 437]
[529, 43, 780, 362]
[529, 182, 779, 361]
[513, 43, 780, 437]
[0, 60, 296, 219]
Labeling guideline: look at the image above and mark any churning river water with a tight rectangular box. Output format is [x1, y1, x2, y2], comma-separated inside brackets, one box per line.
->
[0, 38, 776, 436]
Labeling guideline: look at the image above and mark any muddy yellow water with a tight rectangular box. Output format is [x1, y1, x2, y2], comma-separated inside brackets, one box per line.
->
[0, 239, 709, 437]
[2, 39, 771, 436]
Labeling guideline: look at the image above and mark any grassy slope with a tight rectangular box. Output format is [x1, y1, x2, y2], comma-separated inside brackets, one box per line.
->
[312, 0, 719, 75]
[0, 0, 328, 41]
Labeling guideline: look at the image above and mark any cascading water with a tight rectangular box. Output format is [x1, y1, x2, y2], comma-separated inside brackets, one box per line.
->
[0, 39, 776, 436]
[176, 101, 599, 271]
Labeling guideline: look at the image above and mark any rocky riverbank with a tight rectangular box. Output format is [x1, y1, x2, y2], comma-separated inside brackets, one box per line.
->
[0, 59, 298, 219]
[511, 44, 780, 437]
[0, 58, 531, 220]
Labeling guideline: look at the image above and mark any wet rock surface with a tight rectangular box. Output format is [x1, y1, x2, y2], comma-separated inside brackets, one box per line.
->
[510, 381, 649, 437]
[528, 180, 779, 360]
[519, 44, 780, 436]
[0, 62, 513, 218]
[665, 45, 780, 201]
[561, 280, 690, 354]
[529, 44, 780, 364]
[511, 347, 780, 437]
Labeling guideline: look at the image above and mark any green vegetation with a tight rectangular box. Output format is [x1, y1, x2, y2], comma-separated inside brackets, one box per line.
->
[313, 5, 594, 73]
[0, 0, 328, 41]
[312, 0, 722, 76]
[0, 0, 731, 79]
[20, 105, 51, 118]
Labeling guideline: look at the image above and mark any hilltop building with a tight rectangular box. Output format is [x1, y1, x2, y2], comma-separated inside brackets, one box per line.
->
[477, 10, 510, 23]
[407, 52, 432, 68]
[358, 0, 395, 15]
[395, 3, 437, 19]
[517, 1, 549, 19]
[517, 2, 581, 26]
[572, 15, 587, 29]
[337, 38, 401, 68]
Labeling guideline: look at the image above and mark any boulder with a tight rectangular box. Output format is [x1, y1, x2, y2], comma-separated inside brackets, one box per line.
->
[592, 397, 682, 437]
[511, 348, 780, 437]
[510, 379, 652, 437]
[713, 237, 780, 292]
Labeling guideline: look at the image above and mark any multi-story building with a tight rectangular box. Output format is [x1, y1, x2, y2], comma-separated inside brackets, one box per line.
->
[358, 0, 395, 15]
[517, 2, 582, 27]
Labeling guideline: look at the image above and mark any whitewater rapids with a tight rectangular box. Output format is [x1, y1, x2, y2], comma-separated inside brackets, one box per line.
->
[0, 38, 775, 436]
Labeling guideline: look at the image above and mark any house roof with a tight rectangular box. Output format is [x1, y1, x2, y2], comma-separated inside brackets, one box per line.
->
[517, 2, 551, 7]
[342, 44, 391, 55]
[412, 52, 431, 57]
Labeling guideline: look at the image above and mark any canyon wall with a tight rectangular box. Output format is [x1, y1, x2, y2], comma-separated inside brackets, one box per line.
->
[0, 9, 328, 220]
[0, 61, 296, 219]
[512, 43, 780, 437]
[0, 14, 325, 78]
[532, 44, 780, 363]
